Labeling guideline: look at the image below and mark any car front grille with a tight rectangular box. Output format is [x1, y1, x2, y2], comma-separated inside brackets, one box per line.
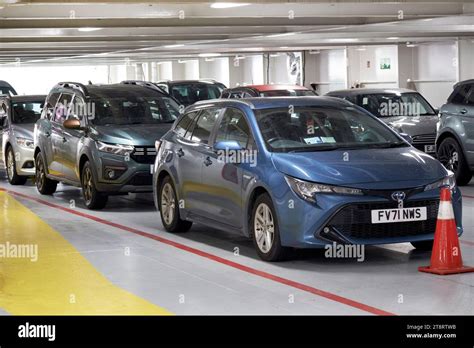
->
[131, 146, 157, 164]
[324, 199, 439, 240]
[411, 133, 436, 145]
[127, 173, 153, 186]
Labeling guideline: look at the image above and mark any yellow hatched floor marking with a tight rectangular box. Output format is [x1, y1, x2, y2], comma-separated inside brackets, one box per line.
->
[0, 192, 172, 315]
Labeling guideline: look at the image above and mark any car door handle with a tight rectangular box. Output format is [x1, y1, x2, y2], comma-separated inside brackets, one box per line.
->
[177, 148, 185, 157]
[62, 137, 67, 143]
[460, 108, 468, 115]
[45, 131, 51, 137]
[204, 156, 213, 166]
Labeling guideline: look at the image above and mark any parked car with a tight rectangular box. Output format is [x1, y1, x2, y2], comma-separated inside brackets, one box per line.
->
[436, 79, 474, 185]
[155, 79, 226, 107]
[325, 88, 438, 155]
[221, 84, 318, 98]
[0, 81, 17, 96]
[153, 97, 461, 261]
[0, 94, 45, 184]
[34, 82, 181, 209]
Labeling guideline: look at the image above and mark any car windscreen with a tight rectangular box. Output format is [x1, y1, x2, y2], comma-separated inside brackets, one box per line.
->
[170, 83, 224, 105]
[255, 106, 406, 153]
[89, 94, 180, 126]
[355, 92, 436, 117]
[11, 101, 43, 124]
[259, 89, 317, 97]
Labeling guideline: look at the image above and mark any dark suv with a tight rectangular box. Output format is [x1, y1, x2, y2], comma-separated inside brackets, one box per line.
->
[34, 82, 180, 209]
[437, 79, 474, 185]
[155, 80, 226, 107]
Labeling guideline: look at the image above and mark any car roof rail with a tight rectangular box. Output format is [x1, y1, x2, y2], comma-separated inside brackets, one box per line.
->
[57, 82, 88, 95]
[120, 80, 164, 91]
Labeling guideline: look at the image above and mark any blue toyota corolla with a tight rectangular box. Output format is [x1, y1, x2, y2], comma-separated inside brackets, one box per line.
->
[153, 97, 462, 261]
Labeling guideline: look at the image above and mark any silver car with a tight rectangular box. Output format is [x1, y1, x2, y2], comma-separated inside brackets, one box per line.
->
[0, 95, 45, 185]
[437, 79, 474, 186]
[325, 88, 439, 155]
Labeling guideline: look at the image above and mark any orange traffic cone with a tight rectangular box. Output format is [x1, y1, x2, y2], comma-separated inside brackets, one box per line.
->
[419, 187, 474, 275]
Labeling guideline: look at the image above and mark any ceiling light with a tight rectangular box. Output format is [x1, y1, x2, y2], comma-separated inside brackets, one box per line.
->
[386, 37, 399, 40]
[164, 44, 185, 48]
[210, 2, 250, 9]
[270, 53, 283, 58]
[77, 27, 102, 32]
[267, 32, 296, 38]
[356, 47, 366, 51]
[234, 55, 246, 60]
[309, 50, 320, 55]
[279, 46, 289, 49]
[327, 38, 359, 43]
[199, 53, 222, 58]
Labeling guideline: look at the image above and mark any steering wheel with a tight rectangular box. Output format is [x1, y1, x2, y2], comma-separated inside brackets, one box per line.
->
[267, 136, 287, 144]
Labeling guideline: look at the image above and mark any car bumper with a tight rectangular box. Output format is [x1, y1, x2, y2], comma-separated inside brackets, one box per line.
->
[14, 146, 35, 176]
[93, 152, 154, 193]
[273, 182, 462, 248]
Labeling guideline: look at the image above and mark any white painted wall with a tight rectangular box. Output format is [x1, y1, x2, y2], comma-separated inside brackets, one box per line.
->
[229, 55, 264, 87]
[158, 62, 173, 81]
[0, 65, 110, 95]
[349, 46, 399, 89]
[198, 57, 230, 87]
[304, 49, 346, 94]
[459, 39, 474, 81]
[409, 42, 457, 107]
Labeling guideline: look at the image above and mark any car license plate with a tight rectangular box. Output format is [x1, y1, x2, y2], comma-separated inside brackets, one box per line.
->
[424, 145, 436, 153]
[371, 207, 427, 224]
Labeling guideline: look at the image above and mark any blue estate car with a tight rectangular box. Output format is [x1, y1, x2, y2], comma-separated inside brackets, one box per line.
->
[153, 97, 462, 261]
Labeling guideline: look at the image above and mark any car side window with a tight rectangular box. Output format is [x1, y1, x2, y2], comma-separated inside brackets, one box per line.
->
[44, 92, 61, 120]
[175, 111, 199, 138]
[450, 85, 470, 105]
[465, 86, 474, 106]
[0, 100, 7, 127]
[54, 93, 73, 124]
[68, 95, 86, 122]
[215, 108, 252, 149]
[190, 108, 221, 144]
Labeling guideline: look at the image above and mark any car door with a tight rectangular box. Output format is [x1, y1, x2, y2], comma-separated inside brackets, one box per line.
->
[61, 94, 86, 182]
[0, 99, 8, 158]
[200, 107, 255, 228]
[49, 92, 73, 177]
[175, 107, 222, 218]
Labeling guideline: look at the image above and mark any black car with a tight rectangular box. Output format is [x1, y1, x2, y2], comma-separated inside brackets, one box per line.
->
[155, 79, 226, 107]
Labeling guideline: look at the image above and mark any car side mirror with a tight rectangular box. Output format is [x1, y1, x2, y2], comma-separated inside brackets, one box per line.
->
[434, 108, 439, 115]
[213, 140, 243, 152]
[399, 132, 413, 144]
[63, 118, 84, 130]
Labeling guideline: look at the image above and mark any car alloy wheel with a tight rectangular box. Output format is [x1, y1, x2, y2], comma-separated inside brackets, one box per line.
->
[438, 142, 458, 172]
[254, 202, 275, 253]
[35, 155, 45, 191]
[160, 182, 176, 226]
[6, 149, 15, 181]
[82, 166, 94, 205]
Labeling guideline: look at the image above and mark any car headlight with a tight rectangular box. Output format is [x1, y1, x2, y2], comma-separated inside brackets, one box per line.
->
[16, 137, 34, 149]
[285, 176, 363, 203]
[97, 141, 134, 156]
[424, 171, 456, 191]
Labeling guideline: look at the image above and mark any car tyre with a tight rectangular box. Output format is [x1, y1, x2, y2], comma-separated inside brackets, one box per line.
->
[437, 137, 472, 186]
[158, 176, 192, 232]
[6, 146, 27, 185]
[251, 193, 291, 261]
[35, 152, 57, 195]
[81, 161, 108, 210]
[411, 240, 434, 251]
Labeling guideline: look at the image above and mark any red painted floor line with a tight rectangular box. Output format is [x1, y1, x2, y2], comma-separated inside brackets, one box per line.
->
[0, 188, 394, 316]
